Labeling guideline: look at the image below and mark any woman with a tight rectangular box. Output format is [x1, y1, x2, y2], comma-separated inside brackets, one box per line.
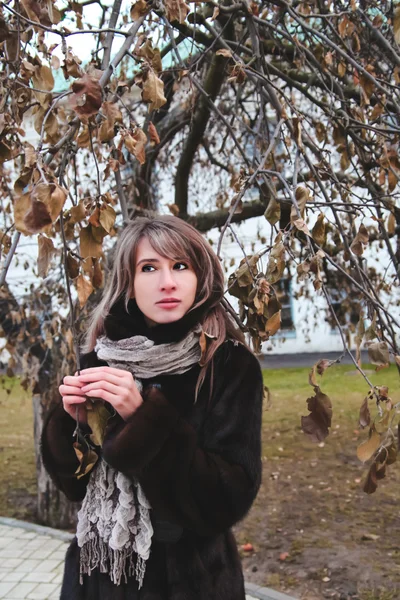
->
[41, 215, 264, 600]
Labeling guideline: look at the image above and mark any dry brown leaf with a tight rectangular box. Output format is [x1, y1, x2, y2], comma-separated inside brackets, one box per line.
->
[315, 122, 326, 143]
[301, 389, 332, 443]
[124, 128, 147, 164]
[92, 259, 104, 288]
[309, 359, 331, 387]
[99, 203, 116, 233]
[167, 204, 180, 216]
[340, 148, 350, 171]
[43, 111, 60, 144]
[388, 212, 396, 236]
[292, 117, 303, 149]
[76, 125, 90, 148]
[20, 0, 41, 23]
[359, 396, 371, 429]
[99, 101, 123, 143]
[76, 273, 94, 307]
[70, 201, 86, 223]
[73, 441, 98, 479]
[32, 65, 54, 93]
[291, 186, 309, 222]
[142, 69, 167, 112]
[350, 223, 369, 256]
[13, 192, 32, 235]
[199, 330, 216, 367]
[361, 533, 380, 542]
[264, 197, 281, 226]
[86, 400, 110, 446]
[148, 121, 160, 145]
[50, 54, 60, 70]
[63, 49, 83, 79]
[266, 240, 285, 285]
[216, 49, 233, 58]
[71, 74, 102, 119]
[316, 359, 330, 375]
[357, 426, 381, 463]
[80, 225, 104, 259]
[293, 218, 311, 236]
[24, 200, 52, 234]
[0, 229, 12, 255]
[311, 213, 326, 246]
[136, 39, 163, 73]
[37, 234, 55, 277]
[367, 341, 390, 368]
[32, 182, 68, 222]
[66, 252, 80, 279]
[265, 311, 281, 337]
[130, 0, 149, 20]
[297, 260, 310, 281]
[363, 462, 378, 494]
[164, 0, 190, 23]
[24, 143, 37, 168]
[0, 15, 10, 43]
[355, 314, 365, 365]
[388, 169, 397, 193]
[394, 6, 400, 44]
[211, 6, 220, 19]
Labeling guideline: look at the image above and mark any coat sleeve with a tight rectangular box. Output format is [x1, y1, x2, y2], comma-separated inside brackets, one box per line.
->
[40, 350, 106, 502]
[102, 342, 264, 537]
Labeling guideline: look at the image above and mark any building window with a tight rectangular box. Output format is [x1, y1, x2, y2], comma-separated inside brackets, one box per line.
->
[275, 277, 295, 331]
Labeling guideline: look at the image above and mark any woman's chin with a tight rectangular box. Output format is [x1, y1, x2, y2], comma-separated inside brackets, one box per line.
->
[145, 310, 186, 326]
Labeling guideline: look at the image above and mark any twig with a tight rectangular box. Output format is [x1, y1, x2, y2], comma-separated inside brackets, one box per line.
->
[217, 117, 284, 257]
[101, 0, 123, 69]
[0, 232, 21, 287]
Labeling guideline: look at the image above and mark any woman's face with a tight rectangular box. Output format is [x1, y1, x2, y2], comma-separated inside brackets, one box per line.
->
[133, 237, 198, 326]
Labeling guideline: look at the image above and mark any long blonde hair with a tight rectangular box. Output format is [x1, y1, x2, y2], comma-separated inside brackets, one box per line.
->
[82, 216, 245, 386]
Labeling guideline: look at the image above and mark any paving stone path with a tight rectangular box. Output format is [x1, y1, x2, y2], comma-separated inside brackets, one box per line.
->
[0, 523, 66, 599]
[0, 518, 296, 600]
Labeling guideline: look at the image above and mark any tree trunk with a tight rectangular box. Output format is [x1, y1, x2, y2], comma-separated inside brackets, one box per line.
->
[0, 285, 79, 529]
[33, 393, 79, 529]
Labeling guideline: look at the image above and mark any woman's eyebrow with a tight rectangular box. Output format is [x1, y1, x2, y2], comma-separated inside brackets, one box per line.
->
[136, 258, 160, 266]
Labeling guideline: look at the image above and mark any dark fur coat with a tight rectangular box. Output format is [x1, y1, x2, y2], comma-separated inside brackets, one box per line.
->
[41, 299, 264, 600]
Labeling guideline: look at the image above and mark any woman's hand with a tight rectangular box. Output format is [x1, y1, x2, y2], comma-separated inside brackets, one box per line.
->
[77, 366, 143, 421]
[59, 375, 88, 424]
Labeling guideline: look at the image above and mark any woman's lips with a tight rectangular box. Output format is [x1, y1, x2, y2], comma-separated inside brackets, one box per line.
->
[156, 299, 181, 309]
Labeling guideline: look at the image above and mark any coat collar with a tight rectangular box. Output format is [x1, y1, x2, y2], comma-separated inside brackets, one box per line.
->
[103, 297, 209, 345]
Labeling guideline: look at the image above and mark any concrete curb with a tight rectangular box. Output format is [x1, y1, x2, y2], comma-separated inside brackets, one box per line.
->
[0, 516, 74, 542]
[245, 582, 298, 600]
[0, 517, 298, 600]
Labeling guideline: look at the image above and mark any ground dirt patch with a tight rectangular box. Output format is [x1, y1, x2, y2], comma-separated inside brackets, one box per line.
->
[236, 364, 400, 600]
[1, 366, 399, 600]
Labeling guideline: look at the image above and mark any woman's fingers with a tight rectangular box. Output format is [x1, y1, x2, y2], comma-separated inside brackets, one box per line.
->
[64, 375, 84, 387]
[85, 389, 117, 404]
[59, 384, 86, 397]
[63, 395, 87, 404]
[81, 380, 121, 396]
[78, 371, 131, 388]
[62, 396, 88, 423]
[61, 368, 142, 421]
[79, 366, 129, 378]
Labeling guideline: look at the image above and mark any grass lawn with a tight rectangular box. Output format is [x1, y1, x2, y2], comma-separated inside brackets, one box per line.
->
[238, 363, 400, 600]
[0, 364, 399, 599]
[0, 377, 36, 520]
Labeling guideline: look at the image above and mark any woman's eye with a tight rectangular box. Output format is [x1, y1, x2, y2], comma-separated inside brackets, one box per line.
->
[142, 265, 155, 272]
[174, 262, 188, 271]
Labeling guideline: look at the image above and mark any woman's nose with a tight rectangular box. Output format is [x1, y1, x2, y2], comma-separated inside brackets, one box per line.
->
[159, 269, 177, 290]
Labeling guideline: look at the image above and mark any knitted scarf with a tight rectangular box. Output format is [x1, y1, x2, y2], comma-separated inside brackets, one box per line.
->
[76, 327, 202, 588]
